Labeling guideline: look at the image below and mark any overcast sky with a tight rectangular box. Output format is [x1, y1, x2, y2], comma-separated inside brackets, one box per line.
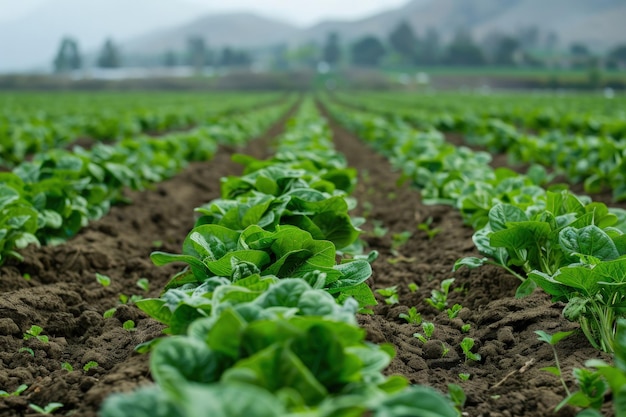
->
[0, 0, 410, 26]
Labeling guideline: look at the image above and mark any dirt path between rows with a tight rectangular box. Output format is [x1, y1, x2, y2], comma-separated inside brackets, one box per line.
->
[0, 105, 295, 417]
[319, 103, 615, 417]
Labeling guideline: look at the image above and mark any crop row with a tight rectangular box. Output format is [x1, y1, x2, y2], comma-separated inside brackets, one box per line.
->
[0, 92, 284, 167]
[100, 99, 458, 417]
[0, 99, 293, 265]
[334, 92, 626, 202]
[322, 96, 625, 414]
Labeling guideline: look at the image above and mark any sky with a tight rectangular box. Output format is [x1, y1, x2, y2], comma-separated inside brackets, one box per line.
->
[0, 0, 410, 26]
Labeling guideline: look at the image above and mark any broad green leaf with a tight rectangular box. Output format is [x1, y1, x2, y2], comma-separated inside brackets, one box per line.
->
[559, 225, 620, 260]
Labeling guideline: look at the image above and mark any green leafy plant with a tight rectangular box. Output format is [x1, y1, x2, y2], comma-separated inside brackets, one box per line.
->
[426, 278, 455, 311]
[530, 257, 626, 353]
[535, 330, 575, 398]
[399, 307, 422, 325]
[446, 304, 463, 319]
[28, 402, 64, 414]
[376, 285, 400, 305]
[0, 384, 28, 397]
[460, 337, 481, 362]
[391, 231, 412, 255]
[61, 362, 73, 372]
[103, 308, 116, 318]
[123, 320, 136, 331]
[96, 272, 111, 287]
[408, 282, 419, 293]
[459, 373, 471, 381]
[136, 278, 150, 292]
[19, 347, 34, 356]
[461, 323, 471, 333]
[414, 322, 435, 343]
[23, 325, 48, 343]
[447, 383, 466, 413]
[83, 361, 99, 372]
[418, 217, 442, 240]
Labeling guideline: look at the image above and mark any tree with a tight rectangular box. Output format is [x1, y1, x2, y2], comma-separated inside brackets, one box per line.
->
[53, 37, 81, 73]
[493, 35, 521, 66]
[420, 28, 441, 65]
[444, 29, 485, 66]
[322, 32, 341, 66]
[163, 50, 177, 67]
[186, 37, 210, 72]
[389, 21, 418, 64]
[351, 36, 386, 67]
[607, 44, 626, 69]
[97, 38, 121, 68]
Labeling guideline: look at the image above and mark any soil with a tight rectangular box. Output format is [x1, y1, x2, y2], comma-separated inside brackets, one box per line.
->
[0, 102, 617, 417]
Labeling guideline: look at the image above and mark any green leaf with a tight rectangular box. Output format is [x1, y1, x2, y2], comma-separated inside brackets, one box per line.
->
[534, 330, 574, 346]
[559, 225, 620, 260]
[453, 256, 488, 271]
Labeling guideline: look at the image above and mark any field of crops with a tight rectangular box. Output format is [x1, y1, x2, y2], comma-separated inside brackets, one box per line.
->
[1, 90, 625, 417]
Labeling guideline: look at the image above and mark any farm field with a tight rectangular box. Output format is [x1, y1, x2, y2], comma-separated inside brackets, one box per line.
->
[0, 91, 625, 417]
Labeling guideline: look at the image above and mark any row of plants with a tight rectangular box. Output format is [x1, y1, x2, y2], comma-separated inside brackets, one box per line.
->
[322, 98, 626, 415]
[0, 99, 294, 266]
[333, 92, 626, 202]
[0, 92, 284, 167]
[336, 91, 626, 139]
[100, 99, 458, 417]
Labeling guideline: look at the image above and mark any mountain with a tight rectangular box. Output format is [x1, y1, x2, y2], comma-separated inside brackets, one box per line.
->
[124, 13, 298, 55]
[0, 0, 211, 72]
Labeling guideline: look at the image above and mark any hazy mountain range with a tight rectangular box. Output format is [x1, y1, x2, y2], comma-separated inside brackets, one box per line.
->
[1, 0, 625, 72]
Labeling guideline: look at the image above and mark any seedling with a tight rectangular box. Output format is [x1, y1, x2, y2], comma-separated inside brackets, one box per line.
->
[29, 402, 64, 414]
[391, 231, 412, 255]
[413, 322, 435, 343]
[417, 217, 442, 240]
[376, 285, 399, 305]
[22, 273, 31, 281]
[19, 347, 34, 356]
[459, 373, 471, 381]
[447, 383, 466, 411]
[460, 337, 481, 362]
[23, 325, 49, 343]
[371, 220, 388, 238]
[95, 272, 111, 287]
[136, 278, 150, 292]
[535, 330, 574, 397]
[119, 294, 143, 304]
[123, 320, 136, 331]
[362, 201, 373, 218]
[151, 240, 163, 248]
[61, 362, 73, 372]
[461, 323, 471, 333]
[387, 192, 397, 201]
[83, 361, 99, 372]
[446, 304, 463, 319]
[399, 307, 422, 325]
[441, 343, 451, 357]
[426, 278, 455, 311]
[408, 282, 419, 293]
[103, 308, 117, 319]
[0, 384, 28, 397]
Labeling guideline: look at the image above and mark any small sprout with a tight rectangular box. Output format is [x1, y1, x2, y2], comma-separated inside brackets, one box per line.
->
[441, 343, 450, 357]
[83, 361, 99, 372]
[371, 220, 388, 238]
[103, 308, 117, 319]
[119, 294, 143, 304]
[459, 373, 471, 381]
[447, 383, 466, 410]
[23, 325, 49, 343]
[136, 278, 150, 292]
[408, 282, 419, 293]
[460, 337, 481, 362]
[461, 323, 471, 333]
[399, 307, 422, 325]
[417, 217, 442, 240]
[426, 278, 455, 311]
[123, 320, 136, 331]
[95, 272, 111, 287]
[22, 273, 31, 281]
[387, 192, 397, 201]
[535, 330, 575, 397]
[376, 285, 399, 305]
[19, 347, 34, 356]
[446, 304, 463, 319]
[362, 201, 373, 218]
[0, 384, 28, 397]
[28, 402, 64, 414]
[151, 240, 163, 248]
[413, 322, 435, 343]
[61, 362, 73, 372]
[391, 231, 412, 254]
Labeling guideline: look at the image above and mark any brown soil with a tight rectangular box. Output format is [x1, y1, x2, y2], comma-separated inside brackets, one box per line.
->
[0, 108, 289, 417]
[320, 104, 615, 417]
[0, 101, 616, 417]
